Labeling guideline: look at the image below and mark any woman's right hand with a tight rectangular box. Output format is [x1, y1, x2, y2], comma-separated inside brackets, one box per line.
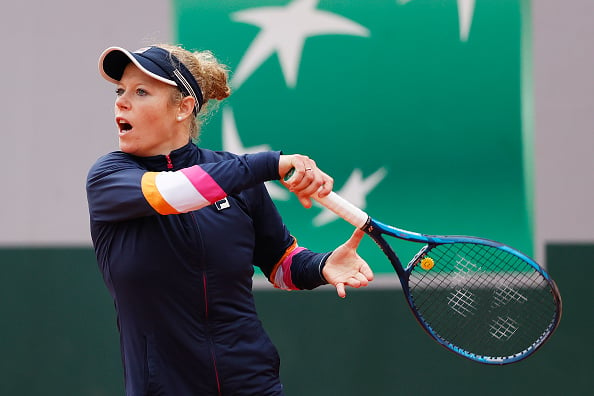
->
[279, 154, 334, 208]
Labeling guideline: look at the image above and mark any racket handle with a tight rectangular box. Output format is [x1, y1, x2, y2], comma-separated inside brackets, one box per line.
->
[314, 192, 369, 229]
[283, 168, 369, 229]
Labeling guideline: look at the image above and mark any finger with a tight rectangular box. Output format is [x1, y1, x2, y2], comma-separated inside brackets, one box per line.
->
[298, 195, 313, 209]
[280, 167, 301, 188]
[359, 263, 374, 281]
[283, 172, 319, 200]
[288, 169, 317, 193]
[314, 173, 334, 198]
[285, 167, 309, 185]
[298, 165, 315, 180]
[299, 168, 323, 186]
[294, 160, 316, 182]
[345, 276, 362, 289]
[279, 155, 310, 179]
[295, 180, 324, 198]
[354, 272, 369, 287]
[336, 282, 346, 299]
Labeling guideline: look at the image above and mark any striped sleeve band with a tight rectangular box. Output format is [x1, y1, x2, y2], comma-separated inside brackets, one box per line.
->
[141, 165, 227, 215]
[270, 241, 306, 291]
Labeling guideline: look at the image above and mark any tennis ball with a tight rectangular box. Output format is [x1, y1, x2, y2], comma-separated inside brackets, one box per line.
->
[420, 257, 435, 270]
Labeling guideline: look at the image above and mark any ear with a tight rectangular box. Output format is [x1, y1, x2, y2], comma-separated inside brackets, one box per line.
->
[177, 95, 196, 121]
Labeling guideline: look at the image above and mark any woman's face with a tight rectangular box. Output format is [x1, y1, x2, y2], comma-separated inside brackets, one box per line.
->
[114, 63, 185, 157]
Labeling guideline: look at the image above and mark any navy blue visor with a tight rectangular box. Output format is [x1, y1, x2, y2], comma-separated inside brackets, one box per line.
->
[99, 46, 204, 114]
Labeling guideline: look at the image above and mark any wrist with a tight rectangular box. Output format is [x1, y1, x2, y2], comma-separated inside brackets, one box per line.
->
[319, 252, 332, 284]
[278, 155, 293, 179]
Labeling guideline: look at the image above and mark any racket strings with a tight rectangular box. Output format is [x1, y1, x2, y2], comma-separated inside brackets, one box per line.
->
[407, 243, 559, 361]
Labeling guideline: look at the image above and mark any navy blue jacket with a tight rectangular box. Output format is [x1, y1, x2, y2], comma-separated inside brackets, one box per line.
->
[86, 142, 329, 395]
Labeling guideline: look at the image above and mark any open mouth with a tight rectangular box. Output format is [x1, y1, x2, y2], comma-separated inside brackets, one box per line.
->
[117, 118, 133, 133]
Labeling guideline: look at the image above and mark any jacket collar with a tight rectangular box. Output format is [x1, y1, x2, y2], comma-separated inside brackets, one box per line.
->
[132, 141, 200, 171]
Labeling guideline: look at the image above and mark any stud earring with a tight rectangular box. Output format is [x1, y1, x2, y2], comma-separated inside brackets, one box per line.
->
[177, 116, 183, 121]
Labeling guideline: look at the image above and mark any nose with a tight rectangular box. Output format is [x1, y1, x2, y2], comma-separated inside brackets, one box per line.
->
[115, 91, 130, 110]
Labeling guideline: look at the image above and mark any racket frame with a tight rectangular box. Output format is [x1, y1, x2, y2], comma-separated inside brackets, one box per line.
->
[315, 192, 562, 364]
[365, 218, 562, 364]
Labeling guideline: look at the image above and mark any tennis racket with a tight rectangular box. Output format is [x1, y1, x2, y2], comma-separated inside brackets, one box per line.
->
[303, 185, 562, 365]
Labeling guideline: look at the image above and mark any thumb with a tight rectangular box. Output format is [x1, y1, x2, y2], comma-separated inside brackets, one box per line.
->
[345, 228, 365, 249]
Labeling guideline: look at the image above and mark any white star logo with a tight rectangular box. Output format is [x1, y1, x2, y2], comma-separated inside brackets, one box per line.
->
[222, 1, 387, 218]
[457, 0, 476, 41]
[222, 106, 270, 155]
[221, 105, 387, 207]
[221, 106, 289, 200]
[230, 0, 370, 89]
[398, 0, 476, 42]
[313, 167, 387, 226]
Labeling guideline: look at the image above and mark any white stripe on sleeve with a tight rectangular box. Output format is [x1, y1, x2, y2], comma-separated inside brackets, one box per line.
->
[155, 171, 210, 212]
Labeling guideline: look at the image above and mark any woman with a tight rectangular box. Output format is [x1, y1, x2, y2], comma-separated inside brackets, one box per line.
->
[86, 44, 373, 396]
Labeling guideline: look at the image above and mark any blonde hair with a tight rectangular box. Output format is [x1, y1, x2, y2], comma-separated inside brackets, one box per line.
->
[156, 44, 231, 140]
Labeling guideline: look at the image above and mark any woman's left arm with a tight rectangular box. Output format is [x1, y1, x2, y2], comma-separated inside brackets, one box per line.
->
[251, 183, 373, 295]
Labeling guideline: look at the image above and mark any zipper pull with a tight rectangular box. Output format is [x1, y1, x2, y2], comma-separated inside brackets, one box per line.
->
[165, 154, 173, 169]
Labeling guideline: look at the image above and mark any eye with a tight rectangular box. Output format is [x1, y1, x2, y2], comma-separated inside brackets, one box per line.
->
[115, 88, 125, 96]
[136, 88, 148, 96]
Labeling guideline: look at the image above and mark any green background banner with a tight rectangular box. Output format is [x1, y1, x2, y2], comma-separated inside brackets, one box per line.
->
[175, 0, 532, 273]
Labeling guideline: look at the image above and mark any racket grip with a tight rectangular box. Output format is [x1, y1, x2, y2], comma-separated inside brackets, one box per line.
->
[314, 192, 369, 229]
[283, 167, 369, 229]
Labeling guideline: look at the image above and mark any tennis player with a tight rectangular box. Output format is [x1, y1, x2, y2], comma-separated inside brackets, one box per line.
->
[86, 44, 373, 395]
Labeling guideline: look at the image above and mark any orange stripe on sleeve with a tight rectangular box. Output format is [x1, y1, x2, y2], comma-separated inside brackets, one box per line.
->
[141, 172, 179, 215]
[269, 238, 298, 285]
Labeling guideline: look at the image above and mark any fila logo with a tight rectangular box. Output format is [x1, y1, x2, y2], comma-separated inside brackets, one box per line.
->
[215, 198, 231, 211]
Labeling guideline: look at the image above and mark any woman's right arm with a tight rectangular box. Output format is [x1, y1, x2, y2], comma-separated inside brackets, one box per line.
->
[86, 151, 280, 222]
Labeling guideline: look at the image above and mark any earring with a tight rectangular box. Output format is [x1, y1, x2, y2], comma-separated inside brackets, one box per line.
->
[177, 116, 183, 121]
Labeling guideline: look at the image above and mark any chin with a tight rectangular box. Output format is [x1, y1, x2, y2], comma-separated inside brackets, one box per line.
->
[118, 141, 138, 155]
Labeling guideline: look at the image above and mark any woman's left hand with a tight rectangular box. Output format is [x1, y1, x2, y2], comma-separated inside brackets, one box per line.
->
[322, 229, 374, 298]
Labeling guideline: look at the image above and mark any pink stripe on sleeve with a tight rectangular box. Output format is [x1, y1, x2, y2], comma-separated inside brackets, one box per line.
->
[280, 247, 306, 290]
[180, 165, 227, 203]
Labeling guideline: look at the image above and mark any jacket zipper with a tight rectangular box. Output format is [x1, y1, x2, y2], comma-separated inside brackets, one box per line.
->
[191, 211, 222, 395]
[203, 273, 222, 395]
